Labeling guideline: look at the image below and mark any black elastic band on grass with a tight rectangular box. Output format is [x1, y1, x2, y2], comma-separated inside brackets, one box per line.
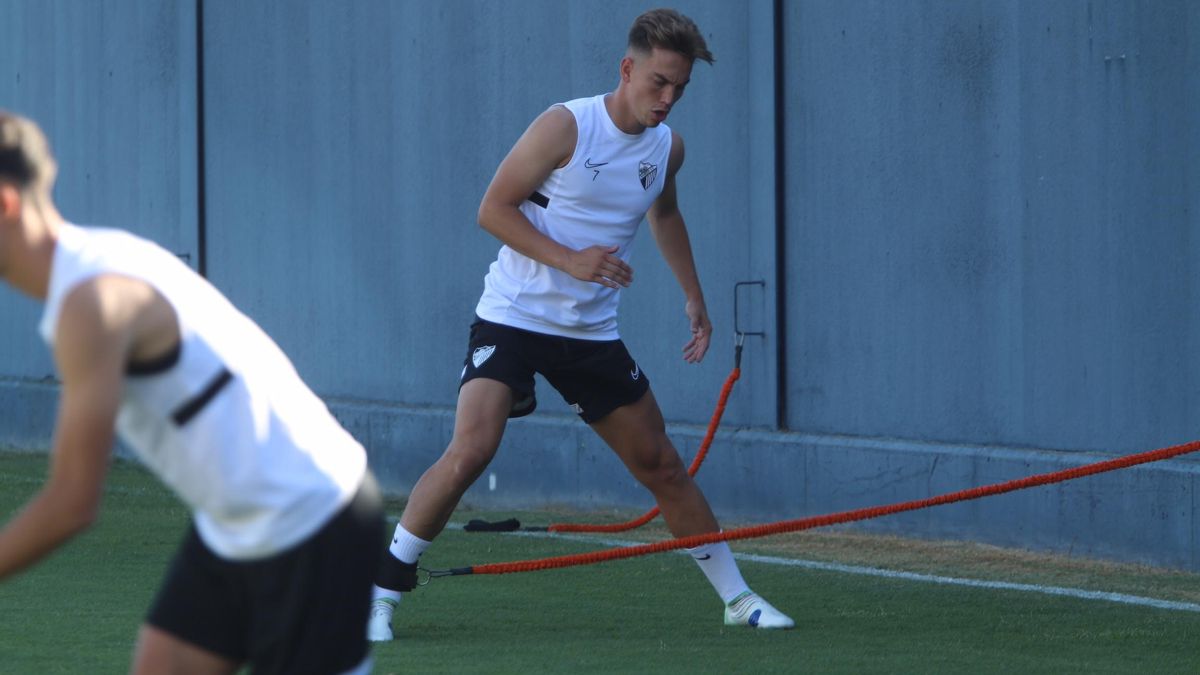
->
[464, 518, 521, 532]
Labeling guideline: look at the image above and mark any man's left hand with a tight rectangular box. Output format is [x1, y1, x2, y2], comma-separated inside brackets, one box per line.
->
[682, 299, 711, 364]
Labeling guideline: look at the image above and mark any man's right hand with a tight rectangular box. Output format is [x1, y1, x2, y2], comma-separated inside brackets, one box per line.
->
[564, 245, 634, 289]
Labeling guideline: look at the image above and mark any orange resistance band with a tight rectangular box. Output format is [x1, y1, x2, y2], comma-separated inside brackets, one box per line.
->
[433, 438, 1200, 577]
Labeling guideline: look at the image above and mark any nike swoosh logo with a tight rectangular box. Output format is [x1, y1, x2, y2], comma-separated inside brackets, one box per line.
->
[584, 157, 609, 169]
[693, 554, 712, 561]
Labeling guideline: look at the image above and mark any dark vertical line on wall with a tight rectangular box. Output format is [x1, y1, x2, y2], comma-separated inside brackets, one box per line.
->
[773, 0, 788, 430]
[195, 0, 208, 277]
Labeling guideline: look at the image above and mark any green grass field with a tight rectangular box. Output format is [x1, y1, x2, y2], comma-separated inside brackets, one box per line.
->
[2, 450, 1199, 674]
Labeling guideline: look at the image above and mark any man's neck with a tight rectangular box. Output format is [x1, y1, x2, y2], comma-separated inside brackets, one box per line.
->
[604, 90, 646, 135]
[7, 209, 61, 300]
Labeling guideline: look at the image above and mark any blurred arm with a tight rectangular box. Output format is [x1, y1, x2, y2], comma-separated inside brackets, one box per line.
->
[0, 278, 134, 581]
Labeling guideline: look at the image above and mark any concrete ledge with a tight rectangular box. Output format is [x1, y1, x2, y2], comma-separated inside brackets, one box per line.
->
[328, 396, 1200, 572]
[2, 380, 1195, 571]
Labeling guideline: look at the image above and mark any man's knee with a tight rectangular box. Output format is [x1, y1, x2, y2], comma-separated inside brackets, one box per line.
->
[655, 457, 689, 486]
[440, 437, 499, 483]
[631, 441, 688, 487]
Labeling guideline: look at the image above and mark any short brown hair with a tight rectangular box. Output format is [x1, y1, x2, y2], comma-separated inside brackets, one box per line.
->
[0, 111, 56, 192]
[627, 8, 714, 65]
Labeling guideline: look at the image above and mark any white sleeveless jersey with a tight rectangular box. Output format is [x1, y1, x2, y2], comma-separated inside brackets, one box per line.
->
[475, 94, 673, 339]
[38, 224, 367, 560]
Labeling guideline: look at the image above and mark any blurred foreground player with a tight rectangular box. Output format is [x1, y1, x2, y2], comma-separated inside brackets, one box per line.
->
[0, 111, 383, 674]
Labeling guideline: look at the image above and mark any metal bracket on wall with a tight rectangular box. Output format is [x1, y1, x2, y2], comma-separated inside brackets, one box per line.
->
[733, 280, 766, 367]
[734, 280, 766, 339]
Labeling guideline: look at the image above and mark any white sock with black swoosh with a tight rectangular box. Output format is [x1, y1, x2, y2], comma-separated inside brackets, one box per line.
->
[388, 523, 432, 564]
[687, 541, 749, 604]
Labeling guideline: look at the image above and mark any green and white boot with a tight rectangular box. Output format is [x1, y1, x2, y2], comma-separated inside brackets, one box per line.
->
[367, 597, 399, 642]
[723, 591, 794, 629]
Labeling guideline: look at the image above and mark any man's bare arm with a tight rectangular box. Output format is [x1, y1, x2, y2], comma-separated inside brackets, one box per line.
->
[648, 131, 711, 363]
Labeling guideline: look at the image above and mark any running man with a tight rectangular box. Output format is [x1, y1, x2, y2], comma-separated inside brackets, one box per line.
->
[0, 111, 383, 674]
[369, 8, 793, 640]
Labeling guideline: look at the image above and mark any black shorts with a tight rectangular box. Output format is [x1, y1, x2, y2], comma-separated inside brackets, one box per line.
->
[460, 317, 650, 424]
[146, 474, 384, 675]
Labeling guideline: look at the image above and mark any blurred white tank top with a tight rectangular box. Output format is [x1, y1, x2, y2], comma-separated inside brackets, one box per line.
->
[39, 223, 366, 560]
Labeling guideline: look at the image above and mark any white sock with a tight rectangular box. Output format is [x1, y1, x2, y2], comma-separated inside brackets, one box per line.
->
[372, 588, 402, 605]
[371, 524, 433, 604]
[687, 541, 750, 605]
[388, 523, 432, 564]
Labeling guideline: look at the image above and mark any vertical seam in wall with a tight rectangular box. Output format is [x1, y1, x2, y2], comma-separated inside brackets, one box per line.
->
[195, 0, 207, 277]
[773, 0, 788, 430]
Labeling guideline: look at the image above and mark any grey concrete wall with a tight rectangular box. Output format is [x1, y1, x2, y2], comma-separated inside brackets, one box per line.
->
[200, 0, 772, 428]
[784, 1, 1198, 455]
[0, 0, 198, 382]
[2, 0, 1199, 571]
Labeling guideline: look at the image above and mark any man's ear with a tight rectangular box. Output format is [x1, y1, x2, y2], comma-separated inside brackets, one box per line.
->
[619, 55, 635, 84]
[0, 183, 21, 222]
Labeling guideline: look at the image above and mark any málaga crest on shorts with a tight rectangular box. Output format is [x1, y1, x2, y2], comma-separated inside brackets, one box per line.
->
[472, 345, 496, 368]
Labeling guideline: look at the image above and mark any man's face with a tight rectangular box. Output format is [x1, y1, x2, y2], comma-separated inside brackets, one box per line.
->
[0, 184, 14, 280]
[623, 47, 694, 128]
[0, 181, 26, 281]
